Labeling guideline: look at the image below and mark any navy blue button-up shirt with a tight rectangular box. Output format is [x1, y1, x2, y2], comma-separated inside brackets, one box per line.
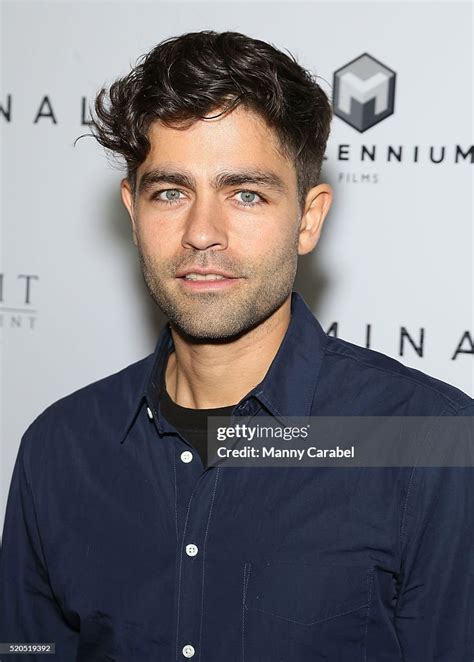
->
[1, 291, 473, 661]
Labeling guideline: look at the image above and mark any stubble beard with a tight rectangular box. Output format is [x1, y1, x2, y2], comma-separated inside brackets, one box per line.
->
[137, 230, 300, 342]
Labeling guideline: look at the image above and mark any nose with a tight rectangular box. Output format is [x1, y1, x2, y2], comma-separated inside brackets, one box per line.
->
[181, 193, 228, 251]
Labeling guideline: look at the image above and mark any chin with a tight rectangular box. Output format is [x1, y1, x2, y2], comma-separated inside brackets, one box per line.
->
[173, 319, 254, 343]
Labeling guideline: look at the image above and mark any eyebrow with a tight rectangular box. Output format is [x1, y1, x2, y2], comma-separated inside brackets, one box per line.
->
[137, 167, 288, 196]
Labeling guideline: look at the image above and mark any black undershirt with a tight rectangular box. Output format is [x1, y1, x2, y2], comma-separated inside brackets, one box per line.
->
[159, 364, 236, 467]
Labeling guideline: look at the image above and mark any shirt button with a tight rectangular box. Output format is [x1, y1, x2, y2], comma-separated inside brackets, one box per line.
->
[237, 402, 251, 415]
[180, 450, 193, 464]
[185, 543, 198, 557]
[146, 406, 154, 420]
[182, 644, 195, 658]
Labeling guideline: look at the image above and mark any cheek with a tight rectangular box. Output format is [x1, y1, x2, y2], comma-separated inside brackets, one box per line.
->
[137, 221, 175, 258]
[231, 214, 290, 247]
[250, 220, 299, 253]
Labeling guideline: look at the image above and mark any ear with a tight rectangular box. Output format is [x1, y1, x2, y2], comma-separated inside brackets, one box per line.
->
[297, 183, 333, 256]
[120, 178, 138, 246]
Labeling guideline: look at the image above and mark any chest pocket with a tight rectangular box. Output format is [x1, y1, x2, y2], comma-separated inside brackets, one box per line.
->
[242, 561, 373, 662]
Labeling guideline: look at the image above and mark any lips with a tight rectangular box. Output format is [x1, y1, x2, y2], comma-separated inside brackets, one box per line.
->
[176, 268, 238, 279]
[175, 268, 243, 290]
[181, 273, 229, 281]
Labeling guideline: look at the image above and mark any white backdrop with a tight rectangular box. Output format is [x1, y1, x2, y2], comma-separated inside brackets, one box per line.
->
[1, 0, 473, 533]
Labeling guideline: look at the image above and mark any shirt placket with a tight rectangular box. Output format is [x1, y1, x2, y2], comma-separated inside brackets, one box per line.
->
[173, 459, 221, 661]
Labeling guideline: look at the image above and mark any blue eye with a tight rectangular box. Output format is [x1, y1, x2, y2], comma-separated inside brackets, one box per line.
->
[235, 191, 263, 207]
[153, 189, 182, 205]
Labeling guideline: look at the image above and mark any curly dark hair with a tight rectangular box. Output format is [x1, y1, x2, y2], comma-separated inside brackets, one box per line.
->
[90, 30, 332, 211]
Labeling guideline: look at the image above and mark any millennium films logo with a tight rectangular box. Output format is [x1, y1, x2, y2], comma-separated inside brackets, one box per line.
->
[328, 53, 472, 185]
[333, 53, 396, 132]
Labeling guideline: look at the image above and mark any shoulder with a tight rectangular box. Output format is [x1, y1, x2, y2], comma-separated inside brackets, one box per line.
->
[35, 353, 153, 425]
[318, 334, 473, 415]
[19, 353, 154, 471]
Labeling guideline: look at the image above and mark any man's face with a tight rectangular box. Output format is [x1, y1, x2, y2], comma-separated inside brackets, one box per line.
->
[122, 106, 326, 340]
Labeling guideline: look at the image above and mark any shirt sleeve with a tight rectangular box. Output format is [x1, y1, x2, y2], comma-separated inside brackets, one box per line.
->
[394, 405, 474, 661]
[0, 425, 79, 661]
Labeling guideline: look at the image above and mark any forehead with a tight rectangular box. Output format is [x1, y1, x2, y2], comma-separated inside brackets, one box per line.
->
[139, 106, 296, 184]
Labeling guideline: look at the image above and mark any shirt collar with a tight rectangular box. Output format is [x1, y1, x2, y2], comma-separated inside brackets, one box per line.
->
[118, 323, 173, 443]
[250, 291, 328, 423]
[120, 290, 328, 442]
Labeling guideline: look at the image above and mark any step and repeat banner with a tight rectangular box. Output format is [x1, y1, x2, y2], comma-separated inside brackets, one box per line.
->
[1, 0, 472, 532]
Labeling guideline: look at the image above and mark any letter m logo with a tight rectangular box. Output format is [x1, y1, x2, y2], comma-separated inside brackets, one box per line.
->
[333, 53, 396, 132]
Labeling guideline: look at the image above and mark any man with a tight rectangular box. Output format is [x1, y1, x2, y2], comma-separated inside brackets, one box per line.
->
[0, 30, 473, 662]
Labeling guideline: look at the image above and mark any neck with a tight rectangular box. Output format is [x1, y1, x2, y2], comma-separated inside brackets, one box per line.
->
[164, 294, 292, 409]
